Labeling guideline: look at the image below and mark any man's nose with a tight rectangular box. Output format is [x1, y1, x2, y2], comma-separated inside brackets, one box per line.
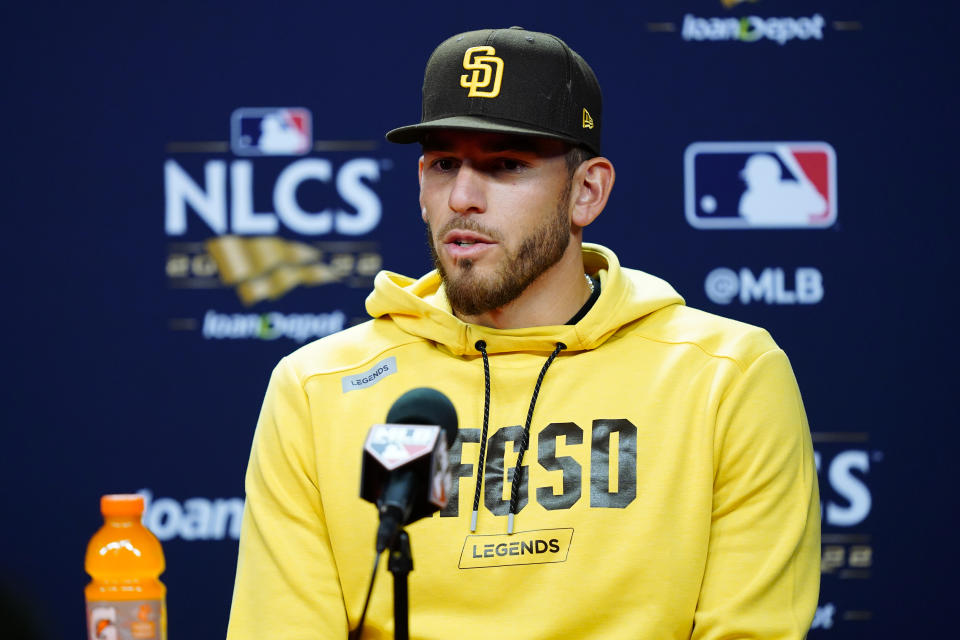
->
[448, 164, 486, 214]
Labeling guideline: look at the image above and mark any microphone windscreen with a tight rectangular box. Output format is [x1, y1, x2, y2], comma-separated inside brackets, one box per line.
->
[385, 387, 458, 444]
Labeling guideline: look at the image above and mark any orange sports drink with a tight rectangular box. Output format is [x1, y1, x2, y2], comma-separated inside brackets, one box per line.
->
[85, 494, 167, 640]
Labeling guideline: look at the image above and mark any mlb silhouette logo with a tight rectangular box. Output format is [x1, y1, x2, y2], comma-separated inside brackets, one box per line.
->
[230, 107, 312, 156]
[684, 142, 837, 229]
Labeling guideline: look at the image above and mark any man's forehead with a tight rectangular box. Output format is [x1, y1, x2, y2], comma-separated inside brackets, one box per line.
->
[421, 130, 568, 155]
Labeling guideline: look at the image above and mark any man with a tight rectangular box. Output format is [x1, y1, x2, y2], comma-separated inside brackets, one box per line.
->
[227, 27, 820, 639]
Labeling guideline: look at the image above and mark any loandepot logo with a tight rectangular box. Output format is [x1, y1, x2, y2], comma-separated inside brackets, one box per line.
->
[705, 267, 823, 305]
[681, 13, 826, 45]
[646, 3, 862, 45]
[138, 489, 243, 542]
[202, 309, 346, 342]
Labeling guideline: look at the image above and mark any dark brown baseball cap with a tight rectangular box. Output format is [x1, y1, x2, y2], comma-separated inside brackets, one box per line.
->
[386, 27, 603, 155]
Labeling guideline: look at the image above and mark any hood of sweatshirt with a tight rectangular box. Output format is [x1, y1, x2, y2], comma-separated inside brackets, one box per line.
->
[365, 242, 686, 534]
[365, 243, 685, 355]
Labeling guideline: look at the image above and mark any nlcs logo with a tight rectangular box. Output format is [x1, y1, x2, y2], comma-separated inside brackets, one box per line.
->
[460, 46, 504, 98]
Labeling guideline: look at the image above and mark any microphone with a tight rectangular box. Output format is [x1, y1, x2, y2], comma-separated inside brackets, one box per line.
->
[360, 388, 458, 553]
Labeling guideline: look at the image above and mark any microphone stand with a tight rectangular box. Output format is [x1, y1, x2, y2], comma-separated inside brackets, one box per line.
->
[388, 529, 412, 640]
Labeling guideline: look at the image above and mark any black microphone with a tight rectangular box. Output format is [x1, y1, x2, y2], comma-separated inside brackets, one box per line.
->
[360, 388, 458, 553]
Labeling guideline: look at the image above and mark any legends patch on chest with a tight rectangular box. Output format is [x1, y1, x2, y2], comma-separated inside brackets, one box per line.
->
[341, 356, 397, 392]
[458, 528, 573, 569]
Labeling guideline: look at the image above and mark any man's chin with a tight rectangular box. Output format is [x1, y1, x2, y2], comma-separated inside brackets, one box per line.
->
[444, 251, 487, 272]
[444, 267, 484, 291]
[444, 253, 492, 276]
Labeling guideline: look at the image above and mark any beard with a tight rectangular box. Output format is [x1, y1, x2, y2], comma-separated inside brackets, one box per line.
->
[427, 180, 572, 316]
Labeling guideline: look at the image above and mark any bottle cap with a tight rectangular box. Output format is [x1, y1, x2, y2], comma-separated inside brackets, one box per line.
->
[100, 494, 145, 517]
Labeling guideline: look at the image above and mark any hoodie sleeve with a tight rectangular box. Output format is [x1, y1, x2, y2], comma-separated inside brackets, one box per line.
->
[692, 348, 821, 639]
[227, 357, 349, 640]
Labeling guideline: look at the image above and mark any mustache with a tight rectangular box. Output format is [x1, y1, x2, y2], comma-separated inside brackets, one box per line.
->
[432, 217, 505, 244]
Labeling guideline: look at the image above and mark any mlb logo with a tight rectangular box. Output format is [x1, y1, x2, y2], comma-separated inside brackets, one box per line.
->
[684, 142, 837, 229]
[230, 107, 312, 156]
[365, 425, 439, 470]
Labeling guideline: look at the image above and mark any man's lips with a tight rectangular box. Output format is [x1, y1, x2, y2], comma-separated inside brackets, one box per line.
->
[441, 229, 496, 245]
[441, 230, 497, 259]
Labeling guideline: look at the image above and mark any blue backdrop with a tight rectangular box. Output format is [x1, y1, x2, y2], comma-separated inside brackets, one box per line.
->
[4, 1, 956, 638]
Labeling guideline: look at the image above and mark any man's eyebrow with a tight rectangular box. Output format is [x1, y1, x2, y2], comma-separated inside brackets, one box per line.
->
[478, 138, 545, 153]
[421, 139, 453, 153]
[421, 136, 553, 154]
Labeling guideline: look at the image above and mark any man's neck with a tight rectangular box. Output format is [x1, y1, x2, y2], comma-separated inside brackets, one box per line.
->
[455, 244, 592, 329]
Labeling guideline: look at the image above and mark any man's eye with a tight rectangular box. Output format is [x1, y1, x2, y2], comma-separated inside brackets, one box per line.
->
[498, 158, 523, 171]
[433, 158, 457, 171]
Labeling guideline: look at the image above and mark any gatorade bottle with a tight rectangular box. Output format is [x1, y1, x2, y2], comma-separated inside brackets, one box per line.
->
[85, 494, 167, 640]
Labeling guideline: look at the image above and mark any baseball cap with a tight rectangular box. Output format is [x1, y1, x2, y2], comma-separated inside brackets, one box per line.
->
[386, 27, 603, 155]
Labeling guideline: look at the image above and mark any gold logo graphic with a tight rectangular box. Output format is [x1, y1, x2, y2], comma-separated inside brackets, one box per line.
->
[460, 46, 504, 98]
[204, 236, 380, 306]
[582, 108, 594, 129]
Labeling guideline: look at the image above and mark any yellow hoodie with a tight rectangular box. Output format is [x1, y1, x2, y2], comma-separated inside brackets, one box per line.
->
[227, 244, 820, 639]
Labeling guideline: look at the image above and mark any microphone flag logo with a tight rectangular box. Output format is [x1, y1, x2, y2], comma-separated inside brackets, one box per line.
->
[364, 424, 441, 471]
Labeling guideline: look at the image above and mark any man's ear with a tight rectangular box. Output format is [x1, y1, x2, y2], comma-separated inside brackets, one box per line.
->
[570, 157, 615, 228]
[418, 156, 426, 221]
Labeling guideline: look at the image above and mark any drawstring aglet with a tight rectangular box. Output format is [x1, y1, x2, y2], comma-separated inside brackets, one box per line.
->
[507, 513, 515, 534]
[470, 510, 478, 532]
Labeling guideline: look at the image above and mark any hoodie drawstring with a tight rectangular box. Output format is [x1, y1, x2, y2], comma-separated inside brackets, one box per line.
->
[508, 341, 565, 533]
[470, 340, 567, 534]
[470, 340, 492, 532]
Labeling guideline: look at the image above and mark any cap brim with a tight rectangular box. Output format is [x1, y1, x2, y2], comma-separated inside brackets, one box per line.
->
[385, 115, 582, 148]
